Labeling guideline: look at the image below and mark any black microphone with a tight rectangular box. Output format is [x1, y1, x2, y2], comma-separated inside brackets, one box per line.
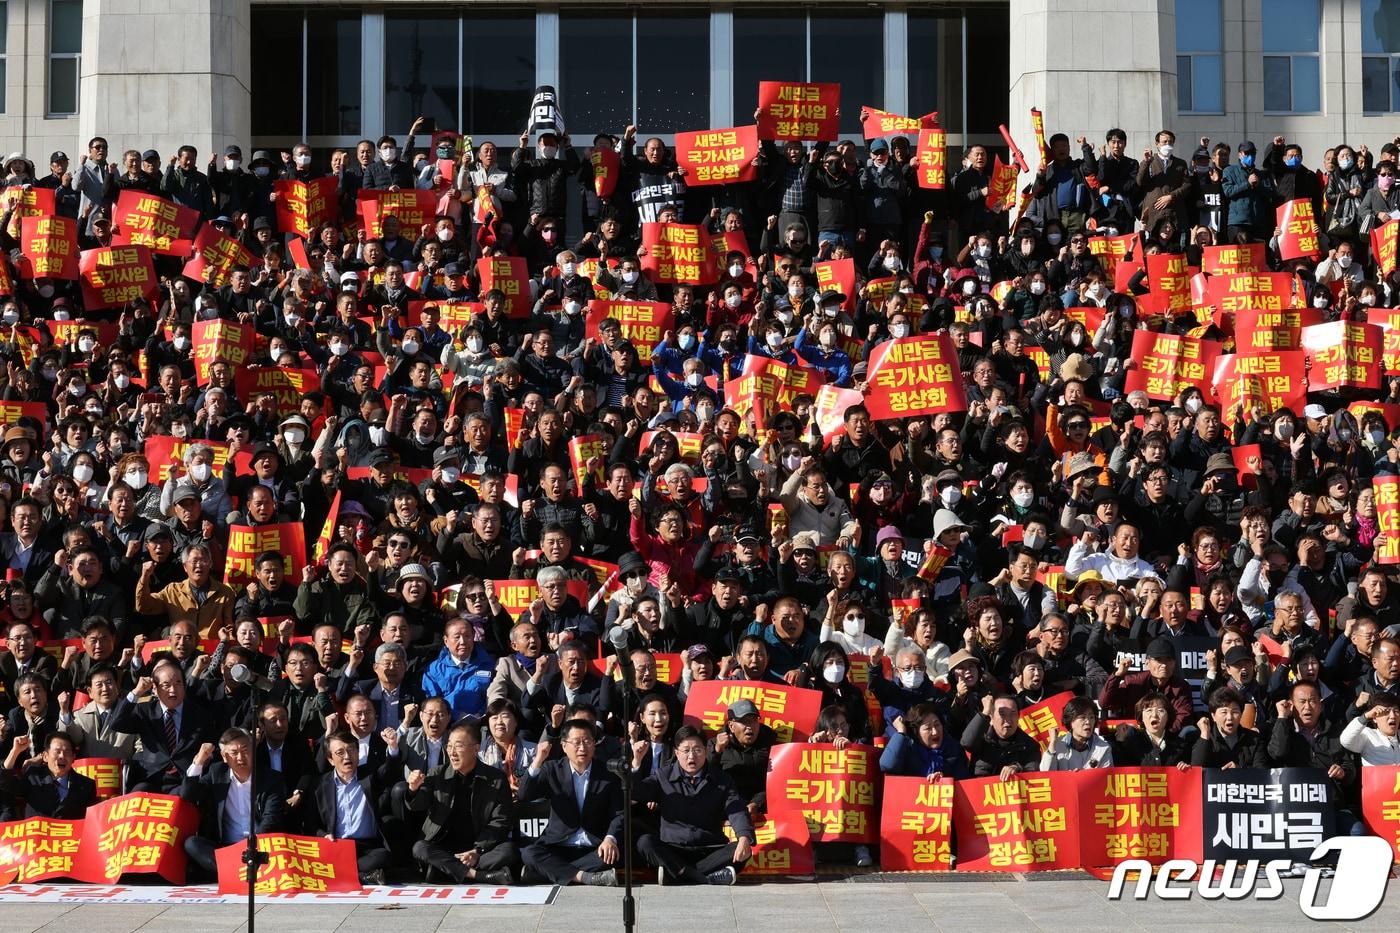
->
[608, 626, 636, 682]
[228, 662, 275, 692]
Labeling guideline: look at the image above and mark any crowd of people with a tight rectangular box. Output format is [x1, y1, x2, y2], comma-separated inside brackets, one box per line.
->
[1, 103, 1400, 889]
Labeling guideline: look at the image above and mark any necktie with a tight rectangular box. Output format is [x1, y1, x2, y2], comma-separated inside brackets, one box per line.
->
[163, 708, 178, 752]
[97, 710, 108, 734]
[57, 777, 67, 802]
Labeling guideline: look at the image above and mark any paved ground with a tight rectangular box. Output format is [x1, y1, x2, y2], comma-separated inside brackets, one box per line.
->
[5, 876, 1400, 932]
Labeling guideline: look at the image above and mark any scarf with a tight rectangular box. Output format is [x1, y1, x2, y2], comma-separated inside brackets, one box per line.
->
[515, 652, 537, 674]
[1358, 513, 1379, 547]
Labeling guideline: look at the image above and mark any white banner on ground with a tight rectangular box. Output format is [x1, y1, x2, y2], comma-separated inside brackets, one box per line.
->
[0, 884, 558, 905]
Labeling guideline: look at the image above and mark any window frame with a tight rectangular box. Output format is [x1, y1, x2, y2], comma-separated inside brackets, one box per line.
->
[46, 0, 81, 117]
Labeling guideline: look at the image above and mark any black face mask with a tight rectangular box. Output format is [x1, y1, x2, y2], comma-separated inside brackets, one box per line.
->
[1267, 569, 1288, 587]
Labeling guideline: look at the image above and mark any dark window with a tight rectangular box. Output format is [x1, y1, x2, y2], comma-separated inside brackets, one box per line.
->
[560, 14, 633, 136]
[386, 14, 460, 134]
[636, 13, 709, 132]
[463, 15, 536, 134]
[251, 8, 303, 136]
[307, 13, 361, 136]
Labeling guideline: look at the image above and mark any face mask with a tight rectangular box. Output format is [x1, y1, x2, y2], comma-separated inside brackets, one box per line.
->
[1, 309, 16, 325]
[172, 424, 189, 439]
[1338, 158, 1354, 171]
[1338, 254, 1353, 269]
[625, 575, 646, 595]
[295, 154, 312, 168]
[561, 261, 577, 277]
[1284, 156, 1301, 169]
[672, 332, 696, 353]
[728, 263, 744, 278]
[466, 337, 484, 354]
[401, 339, 420, 356]
[1339, 428, 1355, 443]
[891, 323, 910, 339]
[962, 280, 978, 296]
[622, 270, 639, 285]
[1158, 145, 1173, 159]
[1275, 421, 1294, 440]
[1047, 233, 1063, 246]
[765, 332, 783, 348]
[77, 337, 95, 353]
[1371, 429, 1388, 446]
[436, 228, 454, 243]
[841, 615, 865, 638]
[1102, 227, 1119, 237]
[283, 429, 305, 446]
[1267, 569, 1288, 587]
[822, 663, 847, 684]
[1240, 154, 1255, 167]
[788, 284, 803, 298]
[1023, 532, 1045, 551]
[725, 294, 742, 309]
[329, 341, 348, 357]
[254, 166, 271, 178]
[1361, 294, 1377, 306]
[173, 336, 190, 351]
[1312, 296, 1329, 309]
[819, 331, 836, 348]
[898, 669, 925, 689]
[782, 453, 802, 471]
[109, 440, 124, 456]
[67, 383, 86, 398]
[368, 426, 386, 445]
[776, 309, 794, 324]
[1012, 490, 1034, 508]
[380, 147, 398, 162]
[190, 462, 211, 482]
[899, 286, 915, 295]
[125, 470, 148, 490]
[72, 464, 93, 484]
[225, 159, 241, 172]
[823, 304, 840, 317]
[41, 365, 58, 381]
[882, 256, 901, 272]
[538, 146, 558, 160]
[1185, 396, 1203, 414]
[720, 337, 738, 352]
[685, 372, 703, 388]
[975, 246, 992, 260]
[1030, 281, 1045, 295]
[113, 374, 130, 391]
[415, 431, 434, 445]
[940, 486, 962, 507]
[1383, 176, 1398, 193]
[1071, 331, 1085, 346]
[441, 466, 461, 484]
[85, 405, 102, 417]
[696, 405, 714, 422]
[561, 299, 581, 317]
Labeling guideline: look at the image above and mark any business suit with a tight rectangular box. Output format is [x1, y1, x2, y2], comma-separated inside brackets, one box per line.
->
[266, 680, 335, 743]
[518, 757, 625, 884]
[307, 766, 393, 877]
[398, 726, 449, 778]
[335, 677, 424, 731]
[66, 702, 139, 759]
[180, 762, 288, 873]
[2, 707, 58, 762]
[107, 695, 219, 792]
[315, 730, 393, 779]
[405, 762, 520, 881]
[528, 672, 616, 735]
[0, 650, 61, 698]
[3, 766, 98, 818]
[633, 760, 755, 883]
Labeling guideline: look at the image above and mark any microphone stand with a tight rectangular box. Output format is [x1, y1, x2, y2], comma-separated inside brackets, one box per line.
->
[608, 635, 637, 933]
[241, 673, 267, 933]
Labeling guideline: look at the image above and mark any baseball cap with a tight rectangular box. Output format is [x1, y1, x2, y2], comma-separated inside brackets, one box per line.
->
[49, 151, 68, 164]
[1145, 637, 1177, 661]
[141, 149, 160, 163]
[224, 145, 243, 159]
[727, 699, 760, 720]
[869, 138, 890, 153]
[1224, 645, 1254, 667]
[686, 644, 714, 662]
[1239, 140, 1257, 154]
[1303, 403, 1327, 420]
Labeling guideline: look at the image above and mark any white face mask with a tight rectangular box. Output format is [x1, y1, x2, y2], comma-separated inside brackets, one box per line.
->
[788, 284, 803, 297]
[1361, 293, 1377, 306]
[782, 453, 802, 471]
[685, 372, 703, 388]
[125, 470, 149, 490]
[1185, 396, 1203, 414]
[975, 246, 992, 260]
[415, 431, 434, 445]
[1338, 254, 1354, 269]
[696, 405, 714, 422]
[841, 615, 864, 638]
[538, 146, 558, 160]
[1047, 233, 1063, 246]
[1158, 145, 1173, 159]
[1012, 490, 1034, 508]
[1023, 531, 1046, 550]
[1312, 296, 1329, 309]
[441, 467, 461, 484]
[728, 263, 744, 278]
[564, 300, 582, 316]
[882, 256, 901, 272]
[295, 154, 312, 168]
[898, 669, 925, 689]
[1070, 331, 1084, 346]
[68, 383, 86, 398]
[891, 323, 909, 339]
[72, 464, 93, 484]
[380, 147, 398, 162]
[173, 336, 190, 351]
[621, 270, 639, 285]
[626, 575, 646, 595]
[190, 462, 211, 482]
[561, 261, 577, 277]
[283, 429, 306, 445]
[368, 426, 387, 445]
[466, 337, 484, 354]
[111, 373, 130, 390]
[765, 332, 783, 348]
[819, 331, 836, 348]
[940, 486, 962, 507]
[172, 424, 189, 439]
[401, 339, 420, 356]
[51, 307, 68, 320]
[77, 337, 95, 353]
[776, 309, 794, 324]
[225, 159, 241, 172]
[823, 663, 847, 684]
[329, 341, 348, 357]
[724, 294, 741, 309]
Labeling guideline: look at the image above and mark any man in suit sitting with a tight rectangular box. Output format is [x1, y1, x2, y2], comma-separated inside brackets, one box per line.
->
[63, 663, 138, 760]
[180, 727, 288, 876]
[108, 657, 219, 792]
[0, 619, 60, 697]
[0, 731, 97, 820]
[336, 642, 424, 733]
[489, 621, 551, 736]
[308, 729, 394, 885]
[317, 693, 398, 778]
[255, 701, 317, 826]
[398, 696, 451, 777]
[3, 672, 59, 763]
[528, 640, 616, 737]
[404, 722, 519, 884]
[518, 718, 624, 886]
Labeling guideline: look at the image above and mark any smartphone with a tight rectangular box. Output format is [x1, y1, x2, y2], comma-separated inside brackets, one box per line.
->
[139, 392, 162, 406]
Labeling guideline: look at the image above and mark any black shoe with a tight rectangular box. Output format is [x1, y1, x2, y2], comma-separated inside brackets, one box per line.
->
[705, 867, 736, 886]
[520, 864, 549, 886]
[472, 867, 513, 886]
[360, 869, 386, 886]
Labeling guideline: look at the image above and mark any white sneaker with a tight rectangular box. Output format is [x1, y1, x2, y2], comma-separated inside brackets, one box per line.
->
[705, 866, 737, 885]
[854, 845, 874, 868]
[657, 866, 668, 886]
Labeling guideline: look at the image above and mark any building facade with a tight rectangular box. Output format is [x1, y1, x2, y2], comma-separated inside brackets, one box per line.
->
[0, 1, 1394, 178]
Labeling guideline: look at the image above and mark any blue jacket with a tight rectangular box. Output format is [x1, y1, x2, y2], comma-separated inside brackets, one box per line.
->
[420, 646, 495, 721]
[793, 328, 852, 386]
[878, 731, 970, 779]
[1221, 162, 1276, 229]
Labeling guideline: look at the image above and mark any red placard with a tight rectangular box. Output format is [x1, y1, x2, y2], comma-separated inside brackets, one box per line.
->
[865, 334, 968, 420]
[723, 815, 815, 877]
[585, 300, 674, 364]
[814, 258, 857, 313]
[224, 523, 308, 588]
[1301, 321, 1383, 391]
[49, 320, 119, 348]
[1, 186, 56, 238]
[1375, 476, 1400, 565]
[757, 81, 841, 140]
[639, 430, 705, 462]
[79, 245, 158, 310]
[144, 436, 250, 483]
[1373, 219, 1400, 277]
[72, 757, 123, 800]
[274, 177, 338, 238]
[356, 189, 437, 238]
[1277, 198, 1321, 261]
[233, 366, 320, 418]
[1232, 306, 1319, 352]
[345, 465, 434, 486]
[986, 155, 1019, 211]
[1016, 690, 1075, 751]
[914, 127, 947, 189]
[1077, 767, 1202, 866]
[765, 743, 880, 843]
[489, 578, 591, 618]
[952, 773, 1080, 872]
[71, 792, 199, 883]
[0, 399, 50, 434]
[183, 223, 259, 287]
[475, 255, 531, 319]
[567, 434, 606, 491]
[215, 833, 362, 895]
[191, 319, 255, 384]
[1144, 252, 1191, 317]
[681, 680, 823, 743]
[1123, 330, 1223, 401]
[1063, 305, 1105, 333]
[640, 222, 718, 285]
[1362, 765, 1400, 859]
[810, 384, 863, 442]
[674, 125, 759, 186]
[20, 215, 79, 279]
[313, 490, 341, 566]
[110, 190, 199, 256]
[1089, 232, 1137, 277]
[1211, 351, 1308, 415]
[409, 299, 482, 333]
[859, 107, 938, 139]
[0, 816, 83, 883]
[879, 777, 955, 871]
[1201, 243, 1267, 275]
[1207, 271, 1296, 318]
[590, 146, 620, 199]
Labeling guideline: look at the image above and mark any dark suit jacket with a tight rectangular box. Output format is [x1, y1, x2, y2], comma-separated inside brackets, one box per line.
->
[315, 731, 393, 779]
[530, 673, 616, 730]
[1, 708, 59, 761]
[0, 651, 61, 698]
[3, 766, 98, 818]
[258, 738, 319, 797]
[404, 762, 512, 851]
[180, 762, 288, 845]
[336, 676, 425, 728]
[108, 696, 219, 783]
[308, 767, 391, 843]
[516, 757, 625, 847]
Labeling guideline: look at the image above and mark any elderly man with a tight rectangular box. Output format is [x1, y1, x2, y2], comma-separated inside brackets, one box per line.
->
[743, 596, 819, 680]
[420, 618, 495, 722]
[778, 464, 857, 546]
[0, 731, 96, 819]
[34, 544, 129, 639]
[135, 544, 237, 637]
[490, 620, 551, 711]
[337, 642, 424, 732]
[529, 565, 598, 648]
[1099, 637, 1197, 732]
[530, 640, 615, 737]
[109, 658, 219, 792]
[518, 719, 624, 886]
[960, 693, 1043, 780]
[180, 727, 288, 875]
[309, 730, 394, 885]
[1065, 521, 1156, 584]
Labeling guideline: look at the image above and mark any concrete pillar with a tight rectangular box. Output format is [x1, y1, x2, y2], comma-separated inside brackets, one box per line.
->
[78, 0, 250, 159]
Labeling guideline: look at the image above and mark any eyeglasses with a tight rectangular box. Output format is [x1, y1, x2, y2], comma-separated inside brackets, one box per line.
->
[463, 591, 486, 601]
[387, 541, 411, 549]
[1067, 422, 1089, 431]
[1043, 628, 1069, 636]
